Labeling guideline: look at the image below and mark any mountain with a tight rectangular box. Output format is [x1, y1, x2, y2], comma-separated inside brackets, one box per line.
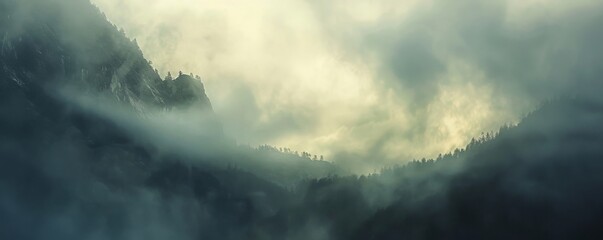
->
[252, 98, 603, 240]
[0, 0, 214, 112]
[0, 0, 337, 181]
[3, 0, 603, 239]
[160, 73, 213, 109]
[0, 0, 304, 239]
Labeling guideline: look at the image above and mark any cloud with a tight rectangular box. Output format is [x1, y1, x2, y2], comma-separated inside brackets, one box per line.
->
[92, 0, 603, 172]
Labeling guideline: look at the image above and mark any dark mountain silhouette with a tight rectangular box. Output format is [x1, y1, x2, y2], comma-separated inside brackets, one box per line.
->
[0, 0, 337, 180]
[254, 98, 603, 240]
[0, 0, 334, 239]
[2, 0, 603, 239]
[0, 0, 200, 110]
[160, 74, 213, 109]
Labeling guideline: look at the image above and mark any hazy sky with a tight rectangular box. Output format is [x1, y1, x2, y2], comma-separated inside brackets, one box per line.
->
[92, 0, 603, 170]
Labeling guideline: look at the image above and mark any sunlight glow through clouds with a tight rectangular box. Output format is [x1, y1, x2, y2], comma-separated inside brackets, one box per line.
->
[91, 0, 601, 171]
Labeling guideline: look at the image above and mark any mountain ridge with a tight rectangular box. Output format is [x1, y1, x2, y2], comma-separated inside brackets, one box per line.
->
[1, 0, 213, 114]
[2, 0, 603, 239]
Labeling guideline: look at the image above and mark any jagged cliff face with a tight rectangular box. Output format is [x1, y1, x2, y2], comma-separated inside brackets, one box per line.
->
[3, 1, 603, 240]
[0, 0, 219, 186]
[0, 1, 285, 239]
[0, 0, 339, 187]
[160, 74, 213, 110]
[0, 0, 212, 113]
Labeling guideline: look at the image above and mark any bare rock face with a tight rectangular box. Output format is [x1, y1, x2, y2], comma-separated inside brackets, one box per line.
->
[0, 0, 214, 113]
[159, 74, 213, 111]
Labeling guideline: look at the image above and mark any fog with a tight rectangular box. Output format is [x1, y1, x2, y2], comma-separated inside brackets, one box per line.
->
[91, 0, 603, 171]
[3, 0, 603, 239]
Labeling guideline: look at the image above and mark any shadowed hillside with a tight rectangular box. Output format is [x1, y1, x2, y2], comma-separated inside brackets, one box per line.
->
[255, 98, 603, 240]
[2, 0, 603, 239]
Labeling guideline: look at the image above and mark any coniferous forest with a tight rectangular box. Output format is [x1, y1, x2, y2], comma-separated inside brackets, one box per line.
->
[2, 0, 603, 239]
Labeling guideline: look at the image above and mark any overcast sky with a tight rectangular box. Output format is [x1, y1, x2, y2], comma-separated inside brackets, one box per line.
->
[91, 0, 603, 171]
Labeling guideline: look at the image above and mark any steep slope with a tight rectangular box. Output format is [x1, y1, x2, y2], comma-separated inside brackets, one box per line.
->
[0, 0, 347, 239]
[7, 0, 603, 239]
[160, 73, 213, 109]
[3, 0, 340, 183]
[0, 0, 213, 112]
[0, 0, 288, 239]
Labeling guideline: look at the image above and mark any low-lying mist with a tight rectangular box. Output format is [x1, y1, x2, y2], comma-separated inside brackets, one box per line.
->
[93, 0, 603, 171]
[3, 0, 603, 239]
